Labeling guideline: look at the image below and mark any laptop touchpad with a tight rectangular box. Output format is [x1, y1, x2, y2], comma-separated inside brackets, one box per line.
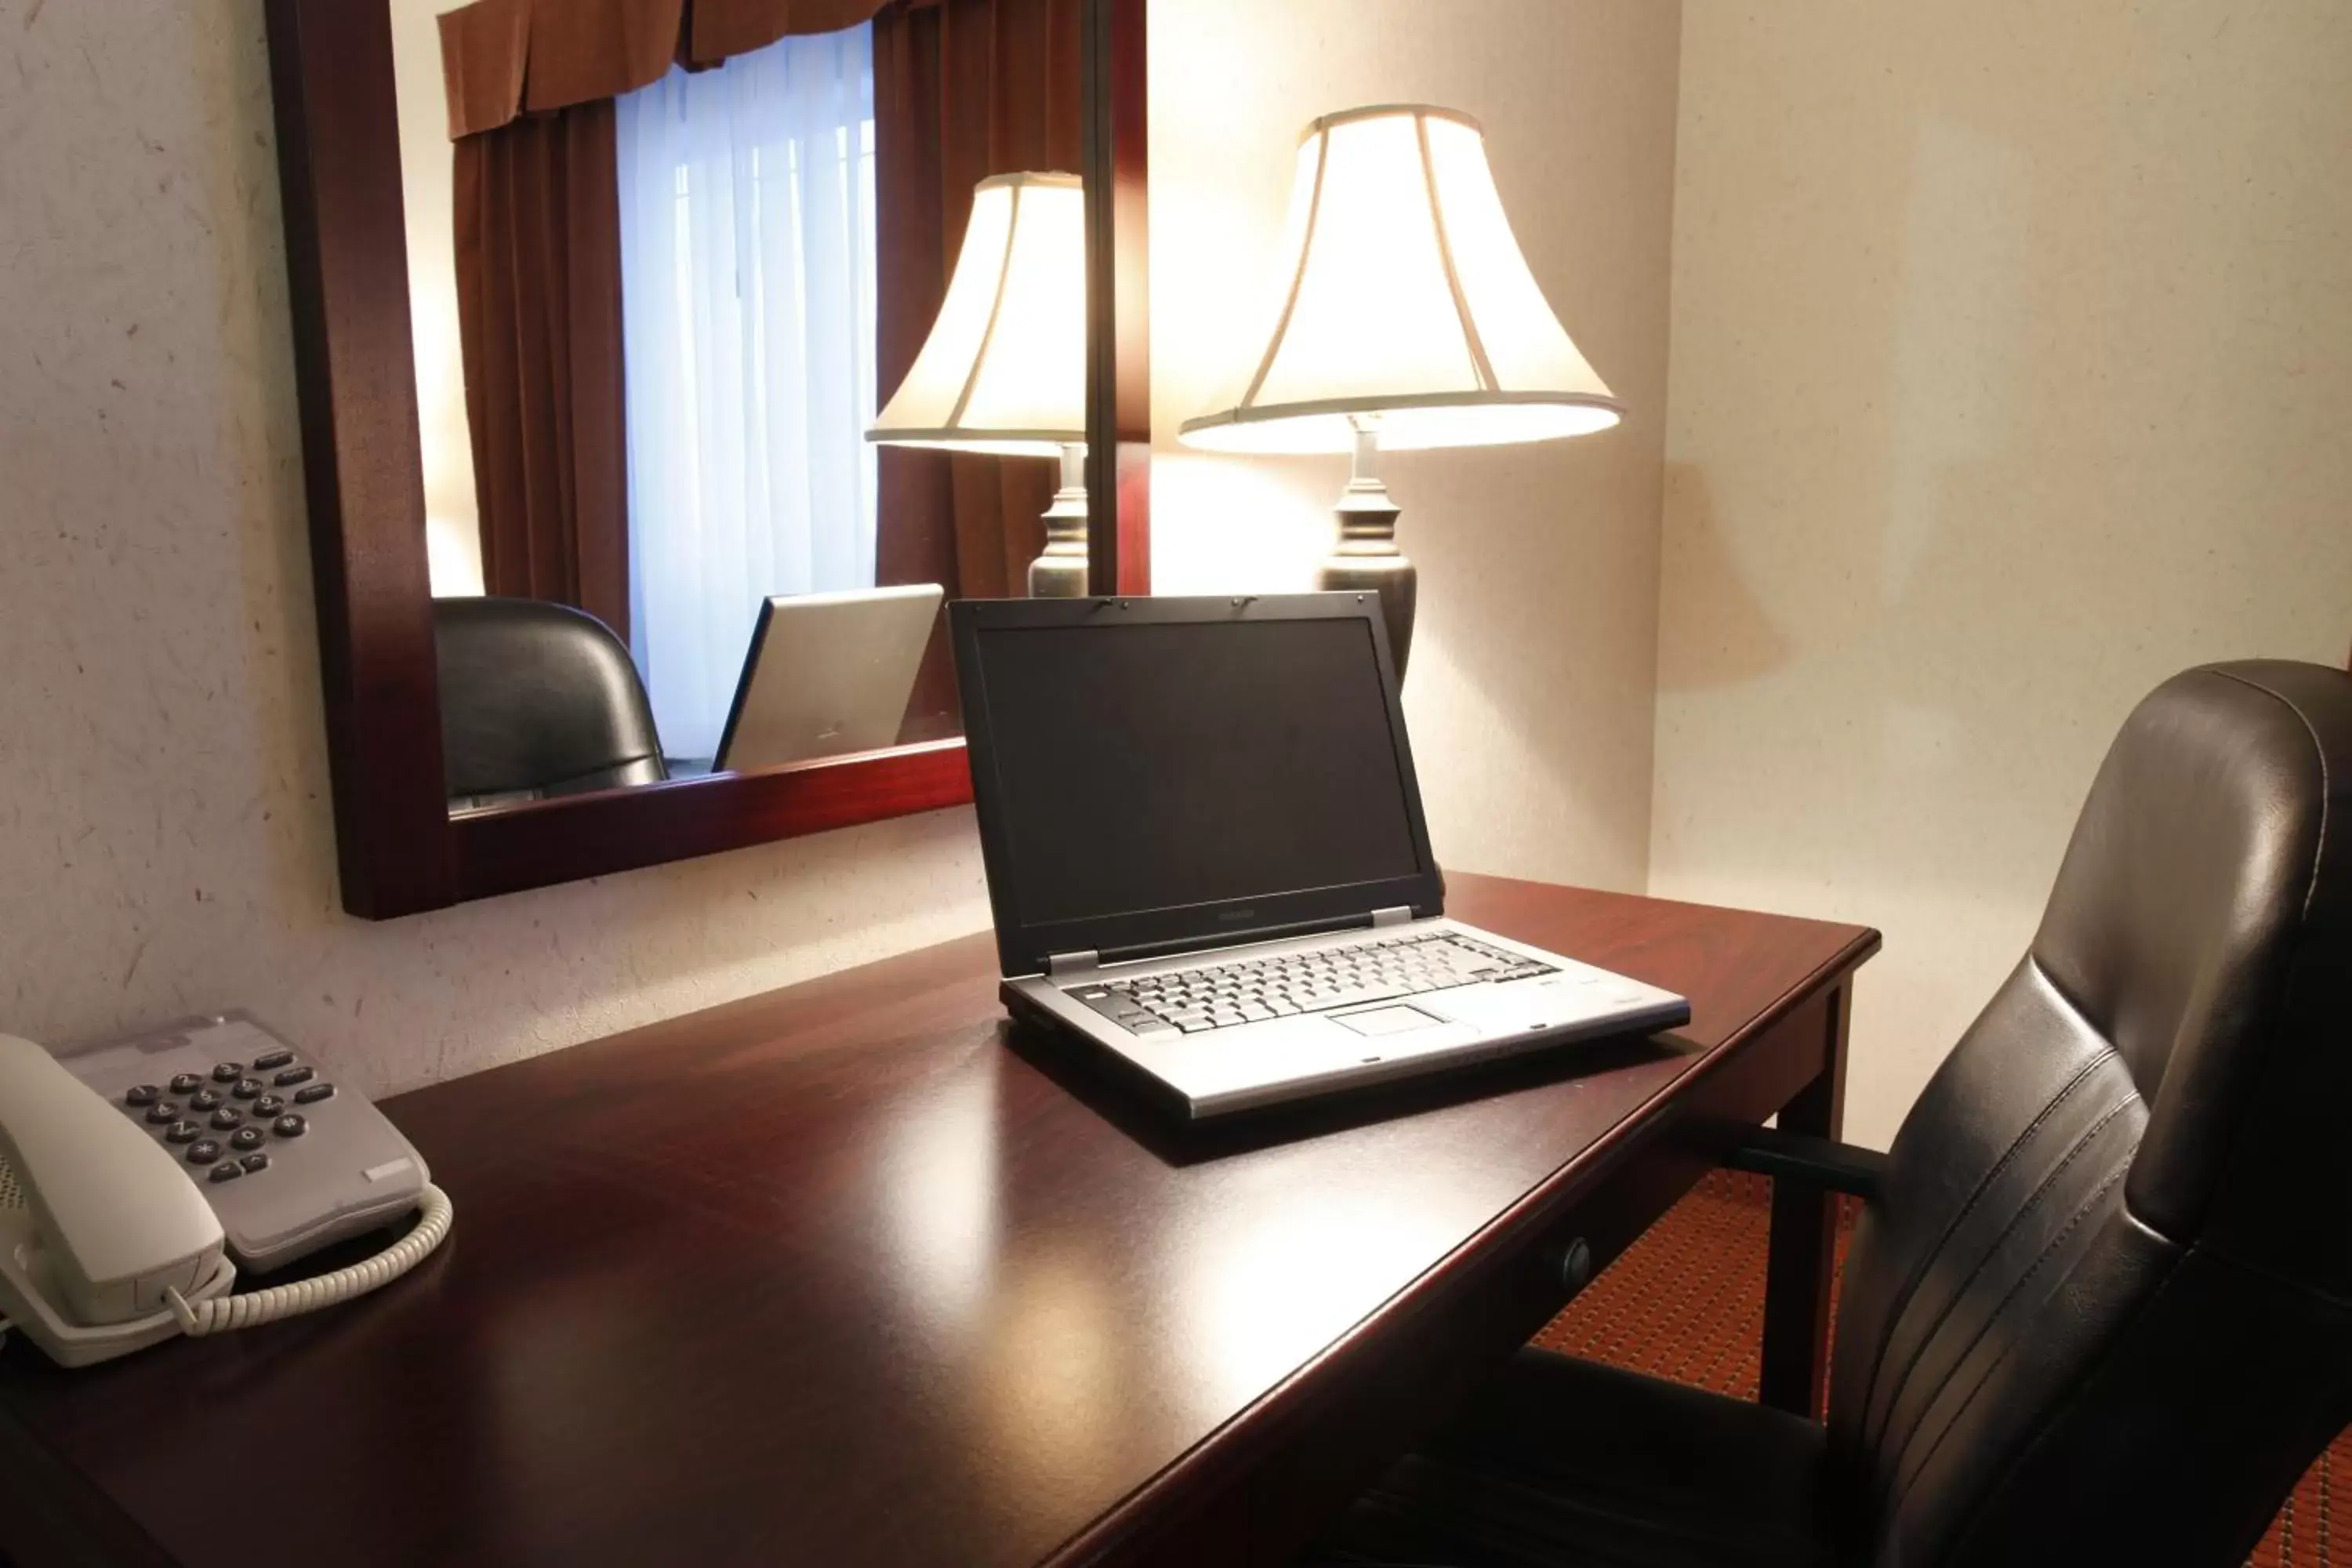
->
[1333, 1004, 1443, 1036]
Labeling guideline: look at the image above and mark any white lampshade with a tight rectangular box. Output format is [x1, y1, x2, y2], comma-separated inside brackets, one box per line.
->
[867, 172, 1087, 458]
[1179, 105, 1621, 455]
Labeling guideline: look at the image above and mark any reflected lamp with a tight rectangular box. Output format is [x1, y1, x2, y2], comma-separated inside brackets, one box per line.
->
[868, 172, 1091, 597]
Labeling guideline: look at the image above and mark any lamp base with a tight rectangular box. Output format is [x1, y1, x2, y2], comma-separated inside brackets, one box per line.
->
[1028, 441, 1090, 598]
[1319, 425, 1417, 681]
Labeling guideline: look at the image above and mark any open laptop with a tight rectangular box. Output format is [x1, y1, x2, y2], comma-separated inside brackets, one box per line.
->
[714, 583, 943, 771]
[952, 592, 1690, 1118]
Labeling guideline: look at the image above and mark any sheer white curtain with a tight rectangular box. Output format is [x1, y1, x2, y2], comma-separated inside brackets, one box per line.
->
[616, 27, 880, 761]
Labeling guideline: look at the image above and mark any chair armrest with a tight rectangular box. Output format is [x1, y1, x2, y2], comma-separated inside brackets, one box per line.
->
[1724, 1126, 1887, 1203]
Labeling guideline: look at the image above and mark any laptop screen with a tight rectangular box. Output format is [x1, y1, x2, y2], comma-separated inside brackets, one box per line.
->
[966, 610, 1427, 937]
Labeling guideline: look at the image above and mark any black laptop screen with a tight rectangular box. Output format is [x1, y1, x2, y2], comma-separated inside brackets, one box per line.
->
[972, 616, 1425, 930]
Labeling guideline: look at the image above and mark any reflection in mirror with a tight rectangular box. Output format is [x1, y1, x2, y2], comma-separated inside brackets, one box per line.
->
[386, 0, 1083, 816]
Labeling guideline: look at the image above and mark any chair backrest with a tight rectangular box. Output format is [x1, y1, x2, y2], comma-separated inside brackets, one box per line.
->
[433, 597, 668, 805]
[1827, 661, 2352, 1567]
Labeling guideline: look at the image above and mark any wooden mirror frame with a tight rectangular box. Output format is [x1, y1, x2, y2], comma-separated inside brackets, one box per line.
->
[262, 0, 1149, 919]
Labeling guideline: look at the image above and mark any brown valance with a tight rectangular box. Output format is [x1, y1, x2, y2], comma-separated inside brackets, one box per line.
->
[437, 0, 908, 138]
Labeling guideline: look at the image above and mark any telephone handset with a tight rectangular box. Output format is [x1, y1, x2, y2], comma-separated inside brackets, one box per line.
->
[0, 1018, 452, 1367]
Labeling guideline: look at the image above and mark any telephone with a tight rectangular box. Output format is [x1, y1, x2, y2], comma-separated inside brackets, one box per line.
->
[0, 1014, 452, 1367]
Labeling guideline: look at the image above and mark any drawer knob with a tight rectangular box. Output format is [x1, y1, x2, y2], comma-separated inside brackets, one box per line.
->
[1560, 1236, 1594, 1294]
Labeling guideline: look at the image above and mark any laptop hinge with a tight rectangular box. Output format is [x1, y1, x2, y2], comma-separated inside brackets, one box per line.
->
[1044, 949, 1101, 976]
[1370, 906, 1414, 928]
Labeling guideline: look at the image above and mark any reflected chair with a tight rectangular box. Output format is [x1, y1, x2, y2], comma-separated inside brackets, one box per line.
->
[432, 597, 668, 810]
[1315, 660, 2352, 1568]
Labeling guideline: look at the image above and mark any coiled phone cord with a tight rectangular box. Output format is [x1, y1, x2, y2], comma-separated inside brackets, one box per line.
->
[164, 1183, 454, 1336]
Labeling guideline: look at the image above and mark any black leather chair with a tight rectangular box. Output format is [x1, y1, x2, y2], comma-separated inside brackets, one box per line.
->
[1316, 660, 2352, 1568]
[433, 597, 668, 809]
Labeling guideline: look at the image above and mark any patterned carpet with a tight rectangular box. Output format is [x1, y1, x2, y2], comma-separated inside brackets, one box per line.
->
[1533, 1171, 2342, 1566]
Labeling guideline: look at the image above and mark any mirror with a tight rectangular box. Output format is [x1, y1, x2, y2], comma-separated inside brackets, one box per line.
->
[385, 0, 1087, 815]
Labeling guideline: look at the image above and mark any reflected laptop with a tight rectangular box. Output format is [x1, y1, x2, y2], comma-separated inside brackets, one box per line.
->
[952, 593, 1690, 1119]
[715, 583, 943, 771]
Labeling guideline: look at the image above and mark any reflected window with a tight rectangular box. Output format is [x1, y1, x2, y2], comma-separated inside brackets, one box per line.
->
[616, 27, 880, 761]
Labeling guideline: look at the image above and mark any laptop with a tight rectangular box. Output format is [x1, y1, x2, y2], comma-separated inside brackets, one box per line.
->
[714, 583, 943, 771]
[952, 592, 1691, 1118]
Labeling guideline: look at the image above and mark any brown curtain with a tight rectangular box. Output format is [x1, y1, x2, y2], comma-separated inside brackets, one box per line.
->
[440, 0, 902, 641]
[452, 103, 630, 636]
[873, 0, 1081, 730]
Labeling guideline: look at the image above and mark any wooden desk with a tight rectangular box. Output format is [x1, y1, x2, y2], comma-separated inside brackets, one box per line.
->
[0, 876, 1875, 1567]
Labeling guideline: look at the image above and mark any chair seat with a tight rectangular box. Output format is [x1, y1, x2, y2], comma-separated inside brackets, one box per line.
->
[1312, 1349, 1835, 1568]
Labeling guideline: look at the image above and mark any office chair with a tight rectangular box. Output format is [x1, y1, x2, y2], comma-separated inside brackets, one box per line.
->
[432, 597, 668, 808]
[1316, 660, 2352, 1568]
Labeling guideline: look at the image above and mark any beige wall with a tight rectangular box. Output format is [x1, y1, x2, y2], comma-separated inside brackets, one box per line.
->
[0, 2, 989, 1096]
[388, 0, 485, 596]
[1148, 0, 1683, 894]
[1653, 1, 2352, 1146]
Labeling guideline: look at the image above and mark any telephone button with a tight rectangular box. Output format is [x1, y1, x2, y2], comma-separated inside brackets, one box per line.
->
[208, 1162, 244, 1184]
[239, 1153, 270, 1174]
[125, 1084, 160, 1107]
[230, 1076, 266, 1100]
[191, 1089, 224, 1112]
[273, 1065, 315, 1088]
[210, 1062, 245, 1083]
[271, 1114, 307, 1139]
[209, 1109, 244, 1131]
[145, 1102, 180, 1124]
[294, 1083, 337, 1105]
[169, 1073, 204, 1094]
[164, 1120, 201, 1144]
[186, 1139, 223, 1165]
[252, 1094, 286, 1116]
[252, 1048, 296, 1072]
[230, 1127, 267, 1152]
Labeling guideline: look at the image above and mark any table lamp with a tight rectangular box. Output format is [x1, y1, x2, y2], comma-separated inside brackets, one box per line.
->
[1178, 106, 1622, 677]
[869, 171, 1091, 598]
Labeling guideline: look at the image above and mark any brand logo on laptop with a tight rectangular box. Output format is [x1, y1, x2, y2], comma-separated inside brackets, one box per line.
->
[1218, 907, 1256, 922]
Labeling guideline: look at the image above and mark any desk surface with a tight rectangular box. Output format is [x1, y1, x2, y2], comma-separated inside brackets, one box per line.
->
[0, 876, 1875, 1568]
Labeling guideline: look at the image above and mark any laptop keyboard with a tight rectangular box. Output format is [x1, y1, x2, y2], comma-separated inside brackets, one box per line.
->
[1065, 931, 1556, 1036]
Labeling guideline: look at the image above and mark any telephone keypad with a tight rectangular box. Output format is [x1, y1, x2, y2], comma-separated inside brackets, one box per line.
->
[82, 1016, 430, 1275]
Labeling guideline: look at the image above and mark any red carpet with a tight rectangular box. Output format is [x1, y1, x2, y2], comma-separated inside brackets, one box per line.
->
[1534, 1171, 2343, 1566]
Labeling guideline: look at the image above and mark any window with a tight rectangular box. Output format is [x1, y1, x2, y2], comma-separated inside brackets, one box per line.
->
[615, 26, 879, 761]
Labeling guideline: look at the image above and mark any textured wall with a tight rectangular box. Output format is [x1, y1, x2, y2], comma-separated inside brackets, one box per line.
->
[1148, 0, 1683, 894]
[0, 2, 991, 1097]
[1653, 1, 2352, 1146]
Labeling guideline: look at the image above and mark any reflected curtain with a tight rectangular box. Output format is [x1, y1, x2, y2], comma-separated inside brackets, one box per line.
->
[452, 104, 631, 637]
[873, 0, 1081, 729]
[440, 0, 903, 648]
[615, 27, 880, 762]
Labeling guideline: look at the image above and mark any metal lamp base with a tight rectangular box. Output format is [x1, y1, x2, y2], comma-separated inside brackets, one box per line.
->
[1319, 424, 1417, 681]
[1028, 441, 1090, 598]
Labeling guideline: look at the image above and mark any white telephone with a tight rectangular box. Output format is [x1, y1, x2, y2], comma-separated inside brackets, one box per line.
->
[0, 1018, 452, 1367]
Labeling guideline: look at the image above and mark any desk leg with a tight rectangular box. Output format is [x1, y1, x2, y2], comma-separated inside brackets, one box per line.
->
[1759, 978, 1851, 1417]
